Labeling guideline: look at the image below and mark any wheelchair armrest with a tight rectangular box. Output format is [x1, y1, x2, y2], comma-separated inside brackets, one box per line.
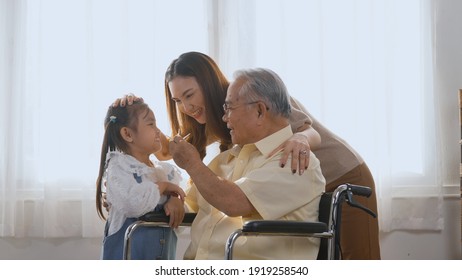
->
[242, 220, 327, 234]
[139, 212, 197, 225]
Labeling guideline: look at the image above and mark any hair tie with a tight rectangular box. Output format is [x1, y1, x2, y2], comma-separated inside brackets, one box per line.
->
[109, 116, 117, 123]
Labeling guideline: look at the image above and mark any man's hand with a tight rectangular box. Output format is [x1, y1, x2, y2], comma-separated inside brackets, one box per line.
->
[168, 135, 201, 171]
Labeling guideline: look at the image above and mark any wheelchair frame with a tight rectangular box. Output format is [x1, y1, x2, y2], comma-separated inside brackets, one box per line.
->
[224, 183, 376, 260]
[122, 212, 196, 260]
[122, 183, 375, 260]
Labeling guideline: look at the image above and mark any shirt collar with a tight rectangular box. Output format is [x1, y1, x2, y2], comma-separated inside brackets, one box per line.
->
[227, 125, 293, 160]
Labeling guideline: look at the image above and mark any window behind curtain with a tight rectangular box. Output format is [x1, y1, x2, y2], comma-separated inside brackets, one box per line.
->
[214, 0, 442, 231]
[253, 0, 435, 180]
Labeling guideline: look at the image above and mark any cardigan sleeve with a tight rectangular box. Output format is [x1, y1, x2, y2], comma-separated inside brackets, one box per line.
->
[289, 95, 313, 132]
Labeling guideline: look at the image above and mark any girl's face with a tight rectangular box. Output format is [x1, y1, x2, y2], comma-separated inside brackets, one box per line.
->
[131, 109, 162, 155]
[168, 76, 207, 124]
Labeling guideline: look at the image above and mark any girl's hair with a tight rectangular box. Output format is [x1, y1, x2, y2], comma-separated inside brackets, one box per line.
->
[95, 100, 149, 220]
[164, 51, 232, 160]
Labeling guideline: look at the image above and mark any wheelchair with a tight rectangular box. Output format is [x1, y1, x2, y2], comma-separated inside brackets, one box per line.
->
[122, 212, 196, 260]
[123, 183, 376, 260]
[224, 183, 377, 260]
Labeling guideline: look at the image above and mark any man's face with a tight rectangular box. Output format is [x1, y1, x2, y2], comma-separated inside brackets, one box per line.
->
[222, 79, 260, 145]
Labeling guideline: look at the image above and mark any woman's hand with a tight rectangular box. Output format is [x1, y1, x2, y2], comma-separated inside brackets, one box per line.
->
[112, 93, 143, 107]
[269, 132, 310, 175]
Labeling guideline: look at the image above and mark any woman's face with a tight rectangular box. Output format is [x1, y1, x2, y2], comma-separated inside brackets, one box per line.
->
[168, 76, 207, 124]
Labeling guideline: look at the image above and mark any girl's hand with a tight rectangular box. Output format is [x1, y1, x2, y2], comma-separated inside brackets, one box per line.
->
[112, 93, 143, 107]
[157, 181, 186, 201]
[268, 132, 310, 175]
[102, 192, 110, 212]
[163, 196, 185, 228]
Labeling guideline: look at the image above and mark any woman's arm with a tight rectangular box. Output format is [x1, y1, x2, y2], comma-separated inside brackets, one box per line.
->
[294, 123, 321, 148]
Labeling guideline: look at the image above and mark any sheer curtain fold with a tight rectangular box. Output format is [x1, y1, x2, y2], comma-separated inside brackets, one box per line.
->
[1, 0, 27, 237]
[1, 0, 443, 238]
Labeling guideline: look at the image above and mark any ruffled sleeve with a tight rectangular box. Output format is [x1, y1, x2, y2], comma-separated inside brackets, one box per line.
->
[154, 161, 183, 185]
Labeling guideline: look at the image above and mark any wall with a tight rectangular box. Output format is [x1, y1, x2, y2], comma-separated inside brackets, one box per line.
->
[0, 0, 460, 260]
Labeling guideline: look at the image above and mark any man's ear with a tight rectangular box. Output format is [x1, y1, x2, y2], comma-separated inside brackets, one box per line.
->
[257, 102, 268, 118]
[120, 127, 133, 143]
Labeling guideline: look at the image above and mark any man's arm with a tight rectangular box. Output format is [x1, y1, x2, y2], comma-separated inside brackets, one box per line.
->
[169, 137, 255, 217]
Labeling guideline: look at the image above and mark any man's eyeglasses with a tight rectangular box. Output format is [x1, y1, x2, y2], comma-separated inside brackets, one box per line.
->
[222, 101, 261, 115]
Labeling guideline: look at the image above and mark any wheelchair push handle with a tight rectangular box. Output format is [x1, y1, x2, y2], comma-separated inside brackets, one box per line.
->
[345, 183, 372, 197]
[337, 183, 377, 218]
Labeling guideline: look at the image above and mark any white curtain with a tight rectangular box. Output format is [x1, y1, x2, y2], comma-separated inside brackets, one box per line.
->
[0, 0, 208, 237]
[0, 0, 442, 237]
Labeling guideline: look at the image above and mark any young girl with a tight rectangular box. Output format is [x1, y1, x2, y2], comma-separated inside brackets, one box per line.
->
[96, 100, 185, 260]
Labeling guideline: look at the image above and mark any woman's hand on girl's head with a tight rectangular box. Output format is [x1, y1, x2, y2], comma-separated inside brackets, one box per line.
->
[112, 93, 143, 107]
[268, 133, 310, 176]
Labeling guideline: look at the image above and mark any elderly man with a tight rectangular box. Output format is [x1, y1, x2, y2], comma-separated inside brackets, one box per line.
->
[169, 68, 325, 260]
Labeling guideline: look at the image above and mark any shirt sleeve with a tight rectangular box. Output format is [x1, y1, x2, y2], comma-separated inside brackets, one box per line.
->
[106, 161, 162, 218]
[237, 154, 325, 220]
[185, 182, 199, 213]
